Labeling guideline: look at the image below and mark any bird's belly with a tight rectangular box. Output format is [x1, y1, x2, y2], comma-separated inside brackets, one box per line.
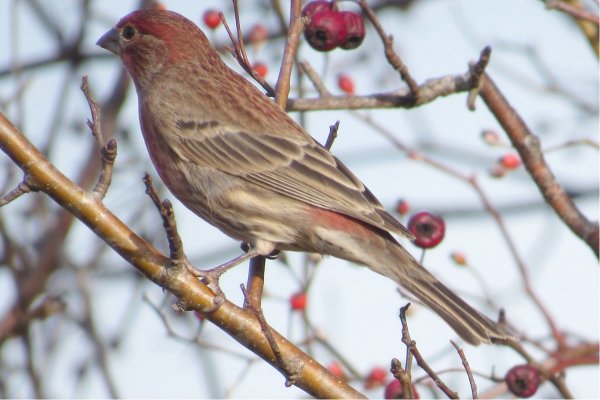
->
[155, 160, 310, 251]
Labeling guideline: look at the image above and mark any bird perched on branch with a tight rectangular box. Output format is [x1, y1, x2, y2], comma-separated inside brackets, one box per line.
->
[97, 9, 509, 345]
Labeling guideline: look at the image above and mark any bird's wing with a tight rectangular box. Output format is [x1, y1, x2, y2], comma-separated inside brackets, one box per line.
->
[171, 119, 412, 238]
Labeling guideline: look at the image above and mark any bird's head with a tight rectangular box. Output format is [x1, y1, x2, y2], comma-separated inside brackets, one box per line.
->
[97, 9, 218, 86]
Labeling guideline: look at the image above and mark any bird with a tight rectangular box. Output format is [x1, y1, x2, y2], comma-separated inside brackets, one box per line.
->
[97, 8, 509, 345]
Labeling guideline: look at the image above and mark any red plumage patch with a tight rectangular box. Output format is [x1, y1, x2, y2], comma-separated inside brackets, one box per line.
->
[310, 208, 379, 239]
[116, 10, 202, 63]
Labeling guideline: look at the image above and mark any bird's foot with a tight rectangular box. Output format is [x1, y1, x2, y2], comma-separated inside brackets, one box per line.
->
[186, 246, 259, 312]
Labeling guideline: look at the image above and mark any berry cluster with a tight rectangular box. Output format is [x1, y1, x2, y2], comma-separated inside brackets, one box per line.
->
[302, 1, 365, 51]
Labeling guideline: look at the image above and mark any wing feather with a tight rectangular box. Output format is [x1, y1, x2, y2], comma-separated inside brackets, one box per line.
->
[172, 122, 412, 238]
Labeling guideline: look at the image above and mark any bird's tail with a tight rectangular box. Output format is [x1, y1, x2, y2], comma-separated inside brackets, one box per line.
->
[369, 237, 509, 345]
[311, 209, 509, 345]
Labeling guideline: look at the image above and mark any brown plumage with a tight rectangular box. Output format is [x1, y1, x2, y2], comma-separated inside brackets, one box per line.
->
[97, 9, 509, 345]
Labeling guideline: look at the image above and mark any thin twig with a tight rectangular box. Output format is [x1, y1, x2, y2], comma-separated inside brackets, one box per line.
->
[0, 175, 34, 206]
[544, 138, 599, 152]
[466, 46, 492, 111]
[91, 139, 117, 199]
[324, 121, 340, 150]
[468, 174, 565, 346]
[450, 340, 478, 399]
[224, 359, 260, 398]
[358, 0, 419, 96]
[241, 284, 301, 387]
[220, 9, 276, 96]
[299, 60, 331, 97]
[313, 330, 362, 380]
[399, 304, 458, 399]
[399, 305, 414, 380]
[81, 76, 116, 199]
[143, 174, 185, 263]
[232, 0, 245, 61]
[390, 358, 415, 399]
[270, 0, 288, 33]
[143, 293, 254, 359]
[81, 76, 105, 148]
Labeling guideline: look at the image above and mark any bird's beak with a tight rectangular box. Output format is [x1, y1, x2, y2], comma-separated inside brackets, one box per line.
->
[96, 28, 121, 55]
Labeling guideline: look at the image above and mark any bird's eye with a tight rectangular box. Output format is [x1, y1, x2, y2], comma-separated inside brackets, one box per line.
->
[121, 25, 136, 40]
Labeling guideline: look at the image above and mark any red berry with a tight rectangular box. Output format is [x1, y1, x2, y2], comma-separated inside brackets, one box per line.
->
[252, 62, 268, 78]
[384, 380, 402, 399]
[248, 24, 269, 44]
[395, 199, 410, 216]
[500, 153, 521, 170]
[408, 211, 446, 249]
[505, 364, 540, 398]
[301, 1, 333, 19]
[384, 379, 420, 399]
[290, 292, 307, 311]
[339, 11, 365, 49]
[203, 9, 221, 30]
[364, 366, 388, 389]
[304, 10, 346, 51]
[337, 74, 355, 95]
[327, 361, 345, 380]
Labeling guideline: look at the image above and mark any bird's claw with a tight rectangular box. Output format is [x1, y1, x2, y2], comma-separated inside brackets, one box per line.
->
[186, 264, 227, 312]
[185, 248, 259, 312]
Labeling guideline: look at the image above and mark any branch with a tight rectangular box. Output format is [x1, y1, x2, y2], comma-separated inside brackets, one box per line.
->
[245, 256, 266, 310]
[289, 47, 491, 112]
[546, 0, 600, 24]
[479, 73, 599, 258]
[0, 112, 366, 399]
[274, 0, 304, 108]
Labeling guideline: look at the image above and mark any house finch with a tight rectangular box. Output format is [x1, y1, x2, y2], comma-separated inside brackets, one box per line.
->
[97, 9, 508, 345]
